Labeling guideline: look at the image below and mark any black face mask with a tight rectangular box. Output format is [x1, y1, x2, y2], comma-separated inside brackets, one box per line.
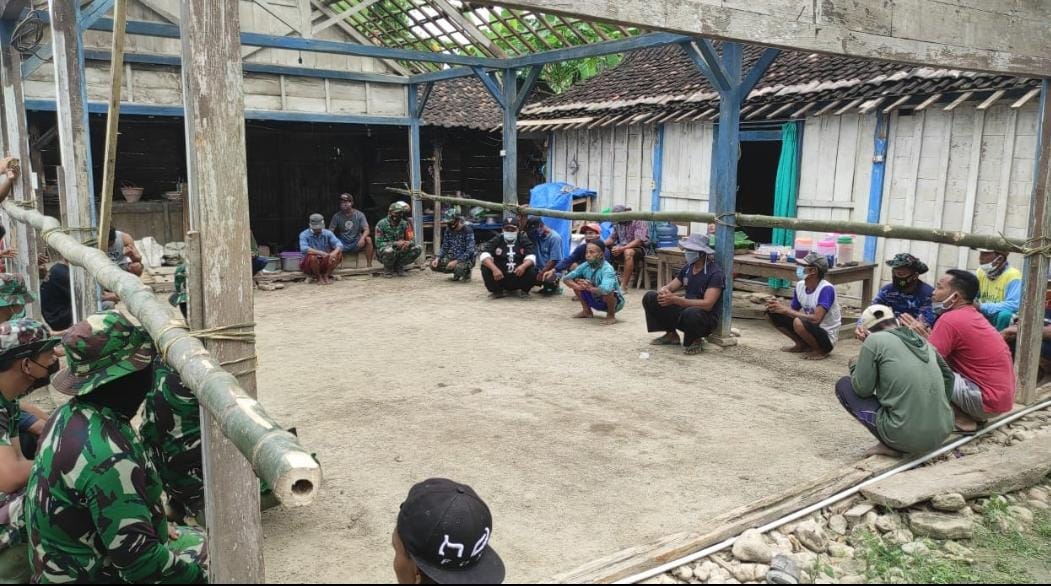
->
[79, 364, 155, 420]
[27, 358, 59, 392]
[894, 276, 914, 290]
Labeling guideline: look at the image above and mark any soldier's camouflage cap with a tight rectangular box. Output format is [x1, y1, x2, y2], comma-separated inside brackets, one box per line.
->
[52, 310, 155, 397]
[0, 319, 60, 363]
[0, 273, 33, 308]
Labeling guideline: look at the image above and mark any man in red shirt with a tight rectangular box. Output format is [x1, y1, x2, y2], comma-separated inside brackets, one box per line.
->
[902, 269, 1016, 432]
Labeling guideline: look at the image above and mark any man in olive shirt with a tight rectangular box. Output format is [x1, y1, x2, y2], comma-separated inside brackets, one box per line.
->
[836, 305, 955, 456]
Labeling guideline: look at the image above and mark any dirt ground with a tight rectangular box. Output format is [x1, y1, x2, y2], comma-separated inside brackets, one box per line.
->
[248, 267, 877, 583]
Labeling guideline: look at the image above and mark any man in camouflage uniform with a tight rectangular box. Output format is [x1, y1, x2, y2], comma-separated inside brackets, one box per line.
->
[169, 263, 188, 319]
[139, 360, 203, 521]
[375, 201, 421, 277]
[0, 319, 60, 582]
[0, 273, 33, 322]
[25, 311, 207, 583]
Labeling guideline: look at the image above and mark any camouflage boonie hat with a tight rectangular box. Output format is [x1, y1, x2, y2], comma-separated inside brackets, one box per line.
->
[52, 311, 155, 397]
[0, 273, 33, 308]
[886, 253, 929, 275]
[0, 319, 60, 363]
[389, 201, 410, 214]
[169, 263, 188, 307]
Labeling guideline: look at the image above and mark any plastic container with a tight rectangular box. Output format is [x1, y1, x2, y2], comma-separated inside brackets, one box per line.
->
[655, 222, 679, 249]
[837, 235, 855, 266]
[817, 237, 837, 267]
[264, 256, 280, 272]
[794, 236, 813, 260]
[280, 252, 303, 272]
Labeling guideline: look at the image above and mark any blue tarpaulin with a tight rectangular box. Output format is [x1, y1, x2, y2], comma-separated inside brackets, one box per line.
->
[528, 183, 597, 257]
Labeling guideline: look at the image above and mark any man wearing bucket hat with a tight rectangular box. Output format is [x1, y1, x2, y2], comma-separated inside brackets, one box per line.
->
[299, 213, 344, 285]
[643, 234, 726, 355]
[25, 311, 207, 583]
[392, 478, 505, 584]
[0, 273, 33, 323]
[431, 213, 476, 282]
[604, 204, 649, 290]
[836, 305, 955, 457]
[767, 251, 843, 360]
[376, 201, 422, 277]
[856, 253, 936, 342]
[0, 319, 60, 582]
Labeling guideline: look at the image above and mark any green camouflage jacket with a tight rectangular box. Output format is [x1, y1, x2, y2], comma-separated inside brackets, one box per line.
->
[0, 393, 23, 550]
[25, 401, 206, 584]
[139, 362, 203, 515]
[374, 217, 413, 249]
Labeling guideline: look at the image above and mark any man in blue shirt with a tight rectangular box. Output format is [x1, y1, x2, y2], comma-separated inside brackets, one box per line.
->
[299, 213, 343, 285]
[855, 253, 936, 341]
[527, 218, 565, 295]
[430, 214, 476, 282]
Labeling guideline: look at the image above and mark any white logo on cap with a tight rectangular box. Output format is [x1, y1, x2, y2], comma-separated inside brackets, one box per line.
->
[471, 527, 491, 558]
[438, 535, 464, 560]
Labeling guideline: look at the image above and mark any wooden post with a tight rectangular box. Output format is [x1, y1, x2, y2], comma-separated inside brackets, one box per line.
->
[0, 20, 41, 318]
[97, 0, 129, 253]
[48, 0, 99, 318]
[502, 68, 519, 213]
[433, 140, 443, 256]
[1016, 80, 1051, 405]
[179, 0, 264, 581]
[709, 44, 742, 346]
[408, 84, 423, 252]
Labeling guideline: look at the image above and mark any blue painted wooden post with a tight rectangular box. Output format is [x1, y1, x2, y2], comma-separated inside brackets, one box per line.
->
[502, 68, 518, 214]
[864, 112, 890, 262]
[650, 124, 665, 211]
[710, 43, 743, 343]
[408, 84, 423, 249]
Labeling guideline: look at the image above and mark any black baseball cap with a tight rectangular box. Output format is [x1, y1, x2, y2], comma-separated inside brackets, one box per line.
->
[396, 478, 505, 584]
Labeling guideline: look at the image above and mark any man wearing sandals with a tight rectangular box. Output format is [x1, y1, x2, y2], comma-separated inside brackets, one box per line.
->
[642, 234, 725, 355]
[767, 252, 843, 360]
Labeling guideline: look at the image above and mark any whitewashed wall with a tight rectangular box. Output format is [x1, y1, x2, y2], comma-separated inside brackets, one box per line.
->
[660, 121, 715, 234]
[23, 0, 408, 118]
[548, 124, 657, 213]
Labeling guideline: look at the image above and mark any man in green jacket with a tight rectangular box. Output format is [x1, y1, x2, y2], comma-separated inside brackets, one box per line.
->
[835, 304, 955, 456]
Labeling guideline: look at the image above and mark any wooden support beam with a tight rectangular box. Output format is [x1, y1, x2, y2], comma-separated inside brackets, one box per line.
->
[308, 0, 414, 76]
[409, 84, 424, 251]
[708, 42, 741, 346]
[0, 21, 41, 318]
[1013, 88, 1041, 109]
[977, 89, 1007, 111]
[913, 93, 942, 111]
[48, 0, 99, 320]
[97, 0, 128, 253]
[1016, 81, 1051, 405]
[312, 0, 382, 35]
[811, 100, 841, 117]
[834, 98, 864, 116]
[432, 140, 443, 257]
[473, 0, 1051, 77]
[502, 67, 519, 209]
[432, 0, 508, 58]
[882, 95, 911, 113]
[179, 0, 264, 581]
[944, 91, 974, 111]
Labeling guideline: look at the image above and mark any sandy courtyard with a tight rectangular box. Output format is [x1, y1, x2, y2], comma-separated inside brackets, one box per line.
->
[253, 269, 874, 583]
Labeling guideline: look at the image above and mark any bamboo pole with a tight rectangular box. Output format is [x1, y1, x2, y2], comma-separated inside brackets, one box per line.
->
[97, 0, 129, 253]
[391, 189, 1030, 253]
[0, 197, 321, 507]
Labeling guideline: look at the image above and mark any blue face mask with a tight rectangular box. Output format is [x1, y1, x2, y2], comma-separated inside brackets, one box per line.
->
[796, 266, 807, 280]
[11, 309, 25, 320]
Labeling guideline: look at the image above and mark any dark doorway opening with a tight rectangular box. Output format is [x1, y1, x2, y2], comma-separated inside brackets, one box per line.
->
[736, 139, 782, 245]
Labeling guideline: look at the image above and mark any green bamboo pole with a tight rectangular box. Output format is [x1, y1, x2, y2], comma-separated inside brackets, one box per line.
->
[393, 188, 1029, 253]
[0, 197, 320, 507]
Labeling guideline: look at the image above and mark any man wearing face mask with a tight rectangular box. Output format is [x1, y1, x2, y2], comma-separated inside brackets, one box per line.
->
[643, 234, 726, 354]
[0, 319, 60, 582]
[605, 204, 649, 289]
[975, 249, 1022, 331]
[25, 312, 207, 583]
[376, 201, 422, 278]
[855, 253, 936, 342]
[431, 214, 476, 282]
[526, 217, 564, 295]
[478, 218, 537, 299]
[563, 239, 624, 325]
[902, 270, 1016, 432]
[767, 252, 843, 360]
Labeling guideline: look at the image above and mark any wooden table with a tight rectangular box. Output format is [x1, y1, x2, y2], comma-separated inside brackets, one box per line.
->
[655, 248, 878, 302]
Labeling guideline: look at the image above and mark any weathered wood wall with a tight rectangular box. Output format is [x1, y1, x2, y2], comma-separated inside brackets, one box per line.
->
[548, 124, 658, 213]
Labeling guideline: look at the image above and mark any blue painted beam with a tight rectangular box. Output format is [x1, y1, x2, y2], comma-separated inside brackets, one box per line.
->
[22, 0, 114, 77]
[408, 67, 477, 84]
[472, 66, 506, 109]
[681, 41, 728, 94]
[408, 84, 424, 248]
[23, 98, 414, 125]
[740, 48, 780, 101]
[513, 65, 543, 114]
[864, 112, 890, 262]
[651, 124, 665, 211]
[415, 82, 434, 118]
[502, 68, 518, 210]
[739, 129, 782, 142]
[693, 38, 731, 92]
[80, 49, 410, 84]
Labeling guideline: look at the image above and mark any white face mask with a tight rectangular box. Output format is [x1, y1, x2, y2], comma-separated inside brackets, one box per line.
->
[685, 251, 701, 265]
[934, 292, 958, 315]
[503, 231, 517, 243]
[979, 262, 996, 273]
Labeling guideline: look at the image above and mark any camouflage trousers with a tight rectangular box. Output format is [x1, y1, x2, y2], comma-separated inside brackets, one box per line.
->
[171, 526, 208, 578]
[0, 494, 28, 584]
[431, 257, 473, 280]
[377, 244, 422, 270]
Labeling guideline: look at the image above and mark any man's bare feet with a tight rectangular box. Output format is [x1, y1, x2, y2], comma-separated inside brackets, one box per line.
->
[780, 345, 807, 353]
[863, 443, 901, 458]
[803, 352, 830, 361]
[600, 316, 618, 325]
[573, 310, 594, 319]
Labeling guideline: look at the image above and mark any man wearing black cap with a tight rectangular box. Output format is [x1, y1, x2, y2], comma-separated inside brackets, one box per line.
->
[329, 193, 374, 268]
[478, 219, 537, 299]
[299, 213, 344, 285]
[393, 478, 505, 584]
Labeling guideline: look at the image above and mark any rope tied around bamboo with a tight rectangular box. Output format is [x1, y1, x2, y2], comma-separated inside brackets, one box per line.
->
[392, 188, 1039, 256]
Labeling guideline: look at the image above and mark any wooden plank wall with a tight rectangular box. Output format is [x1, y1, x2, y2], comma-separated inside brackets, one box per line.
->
[548, 124, 657, 213]
[23, 0, 408, 118]
[660, 121, 714, 234]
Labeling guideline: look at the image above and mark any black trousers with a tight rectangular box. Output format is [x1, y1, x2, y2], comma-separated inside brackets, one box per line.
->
[642, 291, 718, 345]
[482, 265, 537, 293]
[768, 312, 834, 354]
[835, 376, 886, 445]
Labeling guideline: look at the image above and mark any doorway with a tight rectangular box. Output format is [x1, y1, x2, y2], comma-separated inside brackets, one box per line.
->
[736, 138, 783, 245]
